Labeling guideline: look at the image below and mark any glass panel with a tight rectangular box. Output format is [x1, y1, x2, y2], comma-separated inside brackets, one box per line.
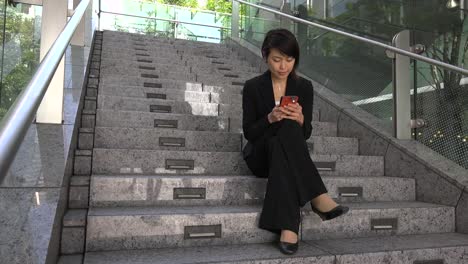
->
[100, 0, 230, 43]
[412, 9, 468, 169]
[239, 0, 394, 130]
[0, 2, 42, 122]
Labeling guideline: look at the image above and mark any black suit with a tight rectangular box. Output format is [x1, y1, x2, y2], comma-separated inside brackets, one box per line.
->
[242, 70, 327, 235]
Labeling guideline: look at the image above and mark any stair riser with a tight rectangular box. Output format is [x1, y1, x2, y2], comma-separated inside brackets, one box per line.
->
[96, 111, 233, 132]
[89, 176, 415, 207]
[95, 110, 334, 136]
[100, 60, 258, 73]
[301, 206, 454, 241]
[100, 70, 195, 80]
[101, 56, 248, 67]
[103, 44, 232, 57]
[98, 87, 209, 102]
[97, 96, 220, 116]
[94, 128, 242, 152]
[98, 86, 242, 105]
[96, 96, 320, 120]
[94, 127, 355, 155]
[92, 149, 383, 176]
[99, 79, 203, 91]
[85, 207, 453, 251]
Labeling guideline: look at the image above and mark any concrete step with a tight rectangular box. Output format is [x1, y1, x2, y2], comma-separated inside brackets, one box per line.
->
[97, 95, 221, 116]
[83, 233, 468, 264]
[91, 149, 383, 176]
[100, 68, 196, 81]
[97, 86, 211, 102]
[89, 175, 415, 207]
[96, 95, 320, 120]
[95, 110, 335, 136]
[102, 47, 234, 59]
[100, 65, 258, 78]
[96, 110, 234, 132]
[85, 202, 454, 251]
[100, 58, 259, 74]
[97, 86, 240, 106]
[94, 127, 355, 155]
[94, 128, 242, 152]
[99, 79, 204, 92]
[100, 58, 251, 70]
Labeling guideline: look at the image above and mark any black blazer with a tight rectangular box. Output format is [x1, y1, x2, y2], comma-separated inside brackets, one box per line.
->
[242, 70, 314, 142]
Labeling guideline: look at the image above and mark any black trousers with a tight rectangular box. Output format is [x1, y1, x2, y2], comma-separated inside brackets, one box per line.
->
[244, 119, 328, 235]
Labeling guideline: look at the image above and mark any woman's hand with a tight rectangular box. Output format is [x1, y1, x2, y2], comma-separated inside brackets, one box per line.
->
[280, 103, 304, 126]
[267, 106, 284, 123]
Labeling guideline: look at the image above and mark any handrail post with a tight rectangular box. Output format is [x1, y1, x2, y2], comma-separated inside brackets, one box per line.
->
[392, 30, 412, 139]
[231, 0, 239, 39]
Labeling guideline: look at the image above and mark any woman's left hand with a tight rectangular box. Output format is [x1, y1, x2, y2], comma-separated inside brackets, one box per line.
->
[280, 103, 304, 126]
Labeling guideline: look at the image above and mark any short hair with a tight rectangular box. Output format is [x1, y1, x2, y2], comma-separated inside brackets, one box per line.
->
[261, 28, 300, 77]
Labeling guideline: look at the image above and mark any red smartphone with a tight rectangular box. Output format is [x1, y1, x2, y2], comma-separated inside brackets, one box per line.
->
[280, 95, 299, 107]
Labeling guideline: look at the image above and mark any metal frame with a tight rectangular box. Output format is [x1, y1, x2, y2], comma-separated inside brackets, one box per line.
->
[0, 0, 91, 182]
[234, 0, 468, 76]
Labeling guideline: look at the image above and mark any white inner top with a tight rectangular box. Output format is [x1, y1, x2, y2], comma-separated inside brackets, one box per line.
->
[275, 100, 280, 106]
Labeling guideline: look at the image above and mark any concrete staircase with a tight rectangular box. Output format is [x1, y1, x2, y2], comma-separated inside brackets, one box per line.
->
[63, 31, 468, 263]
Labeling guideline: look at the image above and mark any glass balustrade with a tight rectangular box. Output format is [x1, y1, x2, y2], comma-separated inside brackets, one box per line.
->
[0, 1, 42, 122]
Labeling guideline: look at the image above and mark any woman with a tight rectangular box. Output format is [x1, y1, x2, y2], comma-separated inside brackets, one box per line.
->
[242, 29, 349, 255]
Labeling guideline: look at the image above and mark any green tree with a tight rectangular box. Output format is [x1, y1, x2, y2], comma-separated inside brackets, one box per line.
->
[205, 0, 232, 14]
[0, 5, 40, 121]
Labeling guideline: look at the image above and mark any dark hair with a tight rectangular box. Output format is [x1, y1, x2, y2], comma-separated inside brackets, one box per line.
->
[261, 28, 300, 78]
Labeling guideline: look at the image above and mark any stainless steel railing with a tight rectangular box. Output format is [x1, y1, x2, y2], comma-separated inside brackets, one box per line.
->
[0, 0, 91, 182]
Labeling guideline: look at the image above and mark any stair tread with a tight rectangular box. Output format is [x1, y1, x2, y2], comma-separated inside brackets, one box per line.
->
[93, 126, 354, 140]
[88, 201, 450, 216]
[83, 233, 468, 264]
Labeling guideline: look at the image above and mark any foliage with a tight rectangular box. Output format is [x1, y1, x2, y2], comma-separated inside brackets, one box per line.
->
[205, 0, 232, 14]
[0, 5, 40, 121]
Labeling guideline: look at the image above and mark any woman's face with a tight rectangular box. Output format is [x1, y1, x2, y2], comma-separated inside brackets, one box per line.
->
[266, 48, 295, 80]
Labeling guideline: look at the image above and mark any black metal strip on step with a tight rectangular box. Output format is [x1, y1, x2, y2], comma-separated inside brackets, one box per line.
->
[315, 161, 336, 171]
[139, 65, 156, 70]
[150, 105, 172, 113]
[141, 73, 159, 79]
[144, 82, 162, 88]
[137, 59, 153, 63]
[135, 48, 147, 51]
[136, 53, 150, 57]
[206, 55, 219, 59]
[146, 93, 166, 99]
[165, 159, 194, 170]
[184, 224, 222, 239]
[218, 67, 232, 71]
[224, 74, 239, 78]
[232, 81, 244, 86]
[154, 119, 178, 128]
[413, 260, 444, 264]
[173, 187, 206, 199]
[212, 61, 224, 64]
[159, 137, 185, 147]
[371, 218, 398, 231]
[338, 187, 363, 198]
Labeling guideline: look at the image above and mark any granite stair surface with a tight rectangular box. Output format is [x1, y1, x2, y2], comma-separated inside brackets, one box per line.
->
[67, 31, 468, 263]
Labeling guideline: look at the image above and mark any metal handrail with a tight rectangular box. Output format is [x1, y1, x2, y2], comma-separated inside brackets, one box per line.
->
[0, 0, 91, 182]
[235, 0, 468, 76]
[101, 10, 230, 30]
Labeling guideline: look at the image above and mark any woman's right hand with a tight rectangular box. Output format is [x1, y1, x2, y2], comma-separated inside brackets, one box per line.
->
[267, 106, 284, 123]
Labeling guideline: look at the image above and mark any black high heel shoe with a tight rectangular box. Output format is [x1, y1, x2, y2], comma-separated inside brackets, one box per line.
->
[311, 204, 349, 221]
[278, 240, 299, 255]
